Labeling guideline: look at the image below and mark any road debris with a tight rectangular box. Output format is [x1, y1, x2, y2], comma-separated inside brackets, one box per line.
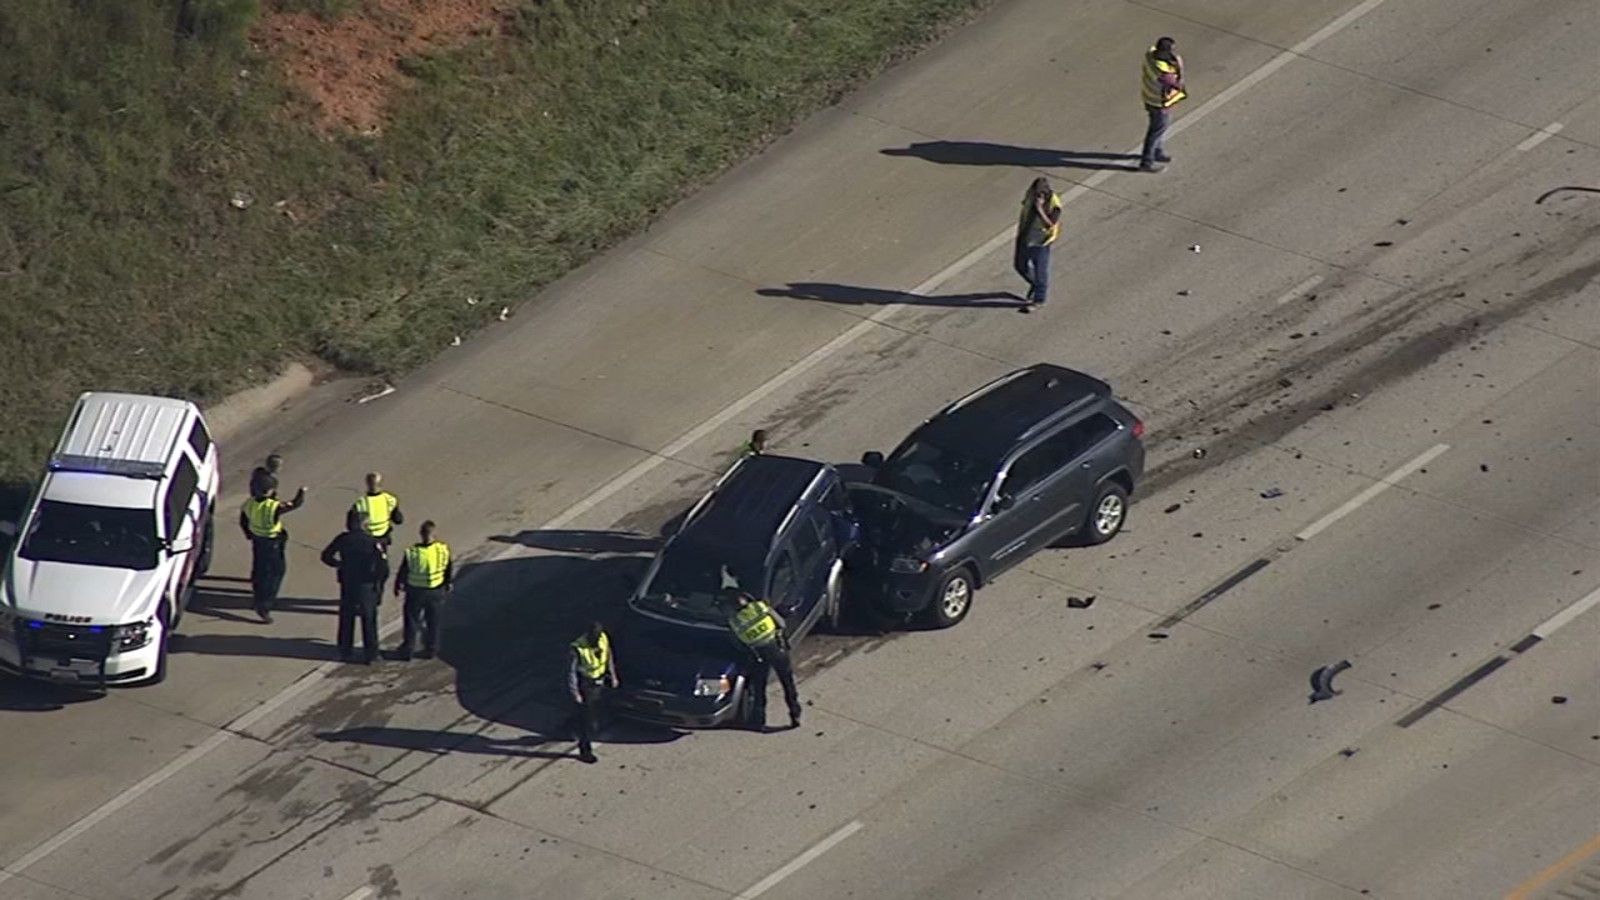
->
[355, 383, 396, 405]
[1260, 488, 1284, 499]
[1066, 595, 1096, 609]
[1177, 289, 1191, 297]
[1189, 244, 1201, 252]
[1374, 240, 1393, 247]
[467, 296, 478, 305]
[1148, 632, 1170, 640]
[230, 190, 254, 210]
[1535, 185, 1600, 204]
[1192, 447, 1206, 459]
[1339, 747, 1359, 758]
[499, 305, 511, 321]
[1309, 660, 1352, 703]
[1552, 696, 1569, 704]
[1164, 503, 1182, 514]
[1480, 463, 1489, 472]
[450, 335, 462, 347]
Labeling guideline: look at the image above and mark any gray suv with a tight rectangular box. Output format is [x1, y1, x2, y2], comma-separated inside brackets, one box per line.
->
[849, 364, 1145, 628]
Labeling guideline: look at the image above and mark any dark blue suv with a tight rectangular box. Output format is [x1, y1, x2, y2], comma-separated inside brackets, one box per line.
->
[609, 454, 859, 728]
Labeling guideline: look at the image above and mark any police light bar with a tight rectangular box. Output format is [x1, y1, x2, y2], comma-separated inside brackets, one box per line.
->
[48, 454, 166, 479]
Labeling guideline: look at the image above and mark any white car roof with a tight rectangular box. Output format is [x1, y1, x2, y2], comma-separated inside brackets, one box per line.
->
[39, 471, 160, 510]
[50, 392, 197, 480]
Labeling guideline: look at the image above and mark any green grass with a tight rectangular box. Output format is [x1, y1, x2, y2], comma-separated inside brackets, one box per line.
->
[0, 0, 991, 489]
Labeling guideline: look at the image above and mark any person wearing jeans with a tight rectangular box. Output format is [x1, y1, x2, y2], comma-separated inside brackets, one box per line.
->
[1140, 36, 1187, 171]
[1014, 177, 1062, 312]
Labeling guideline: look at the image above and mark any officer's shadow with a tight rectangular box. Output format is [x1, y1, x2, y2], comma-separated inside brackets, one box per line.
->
[436, 551, 688, 751]
[316, 724, 579, 760]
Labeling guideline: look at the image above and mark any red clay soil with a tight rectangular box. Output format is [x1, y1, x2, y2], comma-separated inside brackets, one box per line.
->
[251, 0, 516, 133]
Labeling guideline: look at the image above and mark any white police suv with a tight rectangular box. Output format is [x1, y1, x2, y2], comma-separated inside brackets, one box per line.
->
[0, 393, 220, 687]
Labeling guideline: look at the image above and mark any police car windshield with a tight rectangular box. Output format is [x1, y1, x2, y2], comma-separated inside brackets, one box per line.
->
[634, 547, 736, 626]
[20, 500, 160, 571]
[876, 438, 994, 518]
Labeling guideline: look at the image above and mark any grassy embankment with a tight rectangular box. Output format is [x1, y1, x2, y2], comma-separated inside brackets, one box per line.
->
[0, 0, 991, 504]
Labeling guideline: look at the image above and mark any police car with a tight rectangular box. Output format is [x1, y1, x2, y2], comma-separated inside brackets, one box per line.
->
[0, 393, 220, 688]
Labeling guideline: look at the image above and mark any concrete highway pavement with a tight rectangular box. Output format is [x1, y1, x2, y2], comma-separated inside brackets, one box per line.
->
[3, 0, 1598, 897]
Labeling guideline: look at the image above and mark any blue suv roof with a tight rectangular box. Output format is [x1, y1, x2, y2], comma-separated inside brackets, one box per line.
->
[669, 454, 828, 589]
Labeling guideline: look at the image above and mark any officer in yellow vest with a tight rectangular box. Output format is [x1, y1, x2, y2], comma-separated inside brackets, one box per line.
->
[352, 472, 404, 547]
[739, 429, 768, 458]
[1014, 177, 1062, 312]
[1139, 36, 1187, 172]
[569, 621, 618, 764]
[726, 590, 803, 731]
[237, 476, 307, 623]
[392, 520, 451, 660]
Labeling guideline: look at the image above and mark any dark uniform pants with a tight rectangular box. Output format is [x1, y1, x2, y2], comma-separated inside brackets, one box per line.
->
[400, 585, 445, 656]
[337, 581, 381, 662]
[747, 642, 803, 726]
[250, 535, 287, 614]
[574, 679, 608, 757]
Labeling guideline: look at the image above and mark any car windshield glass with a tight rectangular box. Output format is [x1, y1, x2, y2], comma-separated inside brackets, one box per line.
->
[876, 439, 994, 517]
[633, 547, 741, 626]
[19, 500, 160, 570]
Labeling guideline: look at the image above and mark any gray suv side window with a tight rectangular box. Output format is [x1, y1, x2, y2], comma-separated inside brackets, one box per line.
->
[1066, 413, 1120, 455]
[999, 428, 1083, 502]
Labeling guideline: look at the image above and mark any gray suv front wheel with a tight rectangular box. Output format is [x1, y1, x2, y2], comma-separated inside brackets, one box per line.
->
[923, 567, 975, 629]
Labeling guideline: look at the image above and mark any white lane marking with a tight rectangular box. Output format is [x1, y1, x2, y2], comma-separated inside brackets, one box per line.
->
[1532, 586, 1600, 639]
[0, 729, 226, 885]
[1517, 122, 1564, 152]
[735, 821, 864, 899]
[0, 0, 1398, 882]
[0, 658, 342, 886]
[340, 888, 374, 900]
[1167, 0, 1394, 141]
[1275, 274, 1325, 305]
[1295, 443, 1450, 541]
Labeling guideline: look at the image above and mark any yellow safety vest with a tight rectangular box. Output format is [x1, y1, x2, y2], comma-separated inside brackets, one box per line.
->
[730, 601, 780, 647]
[244, 497, 284, 538]
[354, 491, 399, 537]
[1018, 193, 1062, 246]
[404, 541, 450, 588]
[572, 632, 611, 682]
[1141, 47, 1186, 109]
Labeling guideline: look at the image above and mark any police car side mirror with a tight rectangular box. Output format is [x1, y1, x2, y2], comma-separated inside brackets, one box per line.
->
[168, 535, 195, 554]
[861, 451, 885, 468]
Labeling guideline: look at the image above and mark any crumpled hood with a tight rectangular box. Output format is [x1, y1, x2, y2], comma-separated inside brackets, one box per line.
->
[613, 615, 742, 693]
[4, 558, 163, 625]
[845, 483, 965, 559]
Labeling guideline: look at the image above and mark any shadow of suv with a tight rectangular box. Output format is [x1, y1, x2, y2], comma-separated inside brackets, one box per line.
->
[610, 454, 859, 728]
[848, 364, 1144, 628]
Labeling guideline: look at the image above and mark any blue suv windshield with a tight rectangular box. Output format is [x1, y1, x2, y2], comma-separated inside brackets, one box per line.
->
[634, 547, 742, 626]
[876, 439, 995, 518]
